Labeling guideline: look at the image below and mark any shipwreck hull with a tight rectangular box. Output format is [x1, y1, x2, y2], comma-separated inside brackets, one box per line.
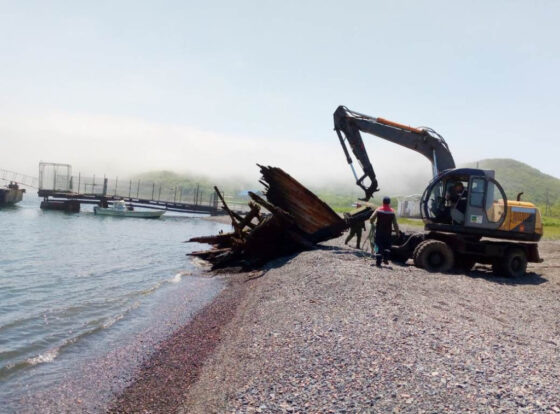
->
[188, 166, 353, 270]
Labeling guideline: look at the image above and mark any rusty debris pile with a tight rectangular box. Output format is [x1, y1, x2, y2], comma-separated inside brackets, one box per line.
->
[188, 165, 351, 269]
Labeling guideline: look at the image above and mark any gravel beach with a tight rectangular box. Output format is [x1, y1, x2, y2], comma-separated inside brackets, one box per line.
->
[114, 230, 560, 413]
[179, 235, 560, 413]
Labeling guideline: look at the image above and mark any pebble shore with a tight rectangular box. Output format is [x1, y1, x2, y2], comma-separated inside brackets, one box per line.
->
[180, 236, 560, 413]
[112, 233, 560, 413]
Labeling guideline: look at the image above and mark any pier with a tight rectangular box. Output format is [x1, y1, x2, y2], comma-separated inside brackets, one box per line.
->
[36, 162, 224, 214]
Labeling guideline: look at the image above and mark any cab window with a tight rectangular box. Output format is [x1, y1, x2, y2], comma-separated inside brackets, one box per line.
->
[470, 178, 485, 208]
[486, 181, 505, 224]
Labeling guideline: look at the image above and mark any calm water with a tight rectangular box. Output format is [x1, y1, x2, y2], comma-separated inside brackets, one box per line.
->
[0, 194, 229, 412]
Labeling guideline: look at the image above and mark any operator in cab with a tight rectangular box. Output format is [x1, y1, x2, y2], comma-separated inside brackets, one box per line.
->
[370, 197, 400, 267]
[446, 181, 468, 222]
[447, 181, 467, 204]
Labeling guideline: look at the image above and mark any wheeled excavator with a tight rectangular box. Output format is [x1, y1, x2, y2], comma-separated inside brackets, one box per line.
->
[334, 105, 543, 277]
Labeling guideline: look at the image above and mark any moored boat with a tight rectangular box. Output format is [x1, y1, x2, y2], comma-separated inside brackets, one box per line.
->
[93, 200, 165, 218]
[0, 182, 25, 207]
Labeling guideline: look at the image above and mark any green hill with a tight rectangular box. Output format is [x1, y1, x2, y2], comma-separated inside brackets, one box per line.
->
[133, 170, 256, 203]
[463, 159, 560, 208]
[135, 170, 211, 188]
[317, 158, 560, 215]
[135, 159, 560, 217]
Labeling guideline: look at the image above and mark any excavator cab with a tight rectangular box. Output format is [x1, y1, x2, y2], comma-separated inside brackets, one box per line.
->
[420, 168, 542, 241]
[421, 168, 507, 231]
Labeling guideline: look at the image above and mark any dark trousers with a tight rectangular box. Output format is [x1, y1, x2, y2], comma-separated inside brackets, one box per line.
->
[345, 229, 363, 249]
[375, 233, 391, 265]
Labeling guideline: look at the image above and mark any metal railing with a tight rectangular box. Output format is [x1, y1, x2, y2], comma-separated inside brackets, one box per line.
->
[65, 175, 220, 207]
[0, 168, 39, 188]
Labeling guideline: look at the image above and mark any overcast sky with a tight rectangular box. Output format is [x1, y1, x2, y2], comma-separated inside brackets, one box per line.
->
[1, 1, 558, 188]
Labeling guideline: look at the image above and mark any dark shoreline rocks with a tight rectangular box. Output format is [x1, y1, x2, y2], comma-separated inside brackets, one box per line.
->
[108, 274, 250, 413]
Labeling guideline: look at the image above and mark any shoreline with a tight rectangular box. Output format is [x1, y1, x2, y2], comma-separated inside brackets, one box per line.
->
[0, 206, 233, 414]
[108, 273, 252, 413]
[6, 275, 225, 414]
[109, 237, 560, 413]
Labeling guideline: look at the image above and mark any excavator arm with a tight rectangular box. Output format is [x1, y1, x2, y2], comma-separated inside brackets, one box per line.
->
[334, 105, 456, 201]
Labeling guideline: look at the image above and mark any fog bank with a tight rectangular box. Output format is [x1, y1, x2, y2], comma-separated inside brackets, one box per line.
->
[1, 110, 432, 195]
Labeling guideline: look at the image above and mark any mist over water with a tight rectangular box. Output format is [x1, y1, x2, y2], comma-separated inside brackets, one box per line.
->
[0, 194, 230, 412]
[0, 110, 434, 192]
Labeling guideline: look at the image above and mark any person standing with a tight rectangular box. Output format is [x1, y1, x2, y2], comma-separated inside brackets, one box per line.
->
[370, 196, 400, 267]
[345, 218, 366, 249]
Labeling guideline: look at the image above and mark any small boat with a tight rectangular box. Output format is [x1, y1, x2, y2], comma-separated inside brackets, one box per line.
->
[93, 200, 165, 218]
[0, 182, 25, 207]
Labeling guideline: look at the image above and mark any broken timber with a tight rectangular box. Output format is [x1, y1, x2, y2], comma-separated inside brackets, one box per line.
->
[188, 165, 362, 269]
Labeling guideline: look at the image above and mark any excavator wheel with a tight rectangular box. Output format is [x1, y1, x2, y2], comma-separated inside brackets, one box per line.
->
[492, 247, 527, 278]
[412, 243, 424, 268]
[415, 240, 454, 273]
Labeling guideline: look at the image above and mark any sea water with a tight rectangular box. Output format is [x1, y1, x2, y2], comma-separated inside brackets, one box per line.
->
[0, 194, 230, 412]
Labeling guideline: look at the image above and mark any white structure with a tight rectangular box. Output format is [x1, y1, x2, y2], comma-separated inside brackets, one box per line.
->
[38, 162, 73, 192]
[397, 194, 422, 218]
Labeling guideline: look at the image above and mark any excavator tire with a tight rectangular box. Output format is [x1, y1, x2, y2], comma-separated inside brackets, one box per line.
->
[415, 240, 454, 273]
[412, 243, 424, 268]
[492, 247, 527, 278]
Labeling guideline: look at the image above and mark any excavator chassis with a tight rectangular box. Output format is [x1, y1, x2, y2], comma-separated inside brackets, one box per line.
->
[390, 231, 542, 277]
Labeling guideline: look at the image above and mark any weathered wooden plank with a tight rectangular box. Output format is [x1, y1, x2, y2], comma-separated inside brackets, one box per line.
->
[187, 166, 351, 270]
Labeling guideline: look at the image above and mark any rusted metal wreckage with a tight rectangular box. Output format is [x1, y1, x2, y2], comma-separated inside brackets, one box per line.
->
[188, 165, 371, 269]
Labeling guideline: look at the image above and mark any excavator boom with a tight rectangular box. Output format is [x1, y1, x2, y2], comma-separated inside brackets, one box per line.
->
[334, 105, 456, 200]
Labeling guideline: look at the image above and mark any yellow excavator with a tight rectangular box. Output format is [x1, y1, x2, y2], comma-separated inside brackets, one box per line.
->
[334, 105, 543, 277]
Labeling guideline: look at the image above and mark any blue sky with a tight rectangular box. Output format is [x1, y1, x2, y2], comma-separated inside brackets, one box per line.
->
[1, 1, 558, 186]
